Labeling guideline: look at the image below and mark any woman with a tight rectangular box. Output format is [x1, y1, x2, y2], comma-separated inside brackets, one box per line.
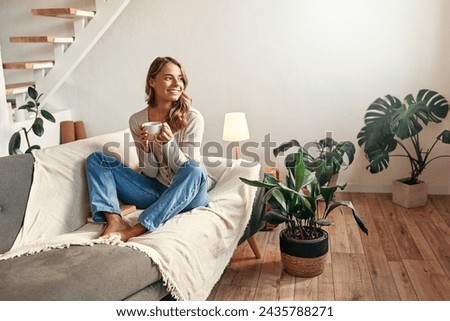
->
[86, 56, 211, 242]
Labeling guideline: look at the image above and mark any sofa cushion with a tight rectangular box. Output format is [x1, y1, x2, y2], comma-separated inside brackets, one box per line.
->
[0, 154, 34, 254]
[0, 244, 161, 300]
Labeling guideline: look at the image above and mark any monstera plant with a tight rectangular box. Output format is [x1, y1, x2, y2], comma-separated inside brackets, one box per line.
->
[357, 89, 450, 184]
[8, 87, 56, 155]
[357, 89, 450, 207]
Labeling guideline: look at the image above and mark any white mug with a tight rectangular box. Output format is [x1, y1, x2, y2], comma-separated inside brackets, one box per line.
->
[142, 121, 162, 135]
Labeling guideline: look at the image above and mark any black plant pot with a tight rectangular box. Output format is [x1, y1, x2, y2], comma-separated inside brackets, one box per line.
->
[279, 228, 329, 277]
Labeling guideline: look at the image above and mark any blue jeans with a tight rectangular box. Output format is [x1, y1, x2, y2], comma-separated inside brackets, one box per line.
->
[85, 151, 208, 232]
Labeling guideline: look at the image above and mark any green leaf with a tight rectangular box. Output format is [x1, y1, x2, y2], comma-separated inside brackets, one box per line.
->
[318, 137, 336, 150]
[265, 209, 289, 224]
[266, 197, 284, 211]
[304, 158, 323, 170]
[335, 141, 356, 167]
[357, 94, 404, 174]
[32, 118, 44, 137]
[263, 186, 287, 212]
[8, 131, 21, 155]
[28, 86, 38, 100]
[320, 184, 346, 208]
[315, 161, 334, 186]
[438, 130, 450, 144]
[293, 199, 315, 220]
[41, 109, 56, 123]
[276, 181, 304, 198]
[394, 101, 427, 139]
[394, 90, 449, 139]
[25, 145, 41, 153]
[294, 151, 305, 192]
[239, 177, 277, 189]
[324, 201, 368, 234]
[273, 139, 300, 157]
[417, 89, 449, 120]
[285, 154, 296, 176]
[315, 218, 334, 226]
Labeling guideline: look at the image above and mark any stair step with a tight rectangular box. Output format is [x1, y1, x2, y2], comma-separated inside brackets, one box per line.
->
[10, 36, 74, 44]
[3, 60, 54, 70]
[5, 82, 35, 96]
[31, 8, 95, 19]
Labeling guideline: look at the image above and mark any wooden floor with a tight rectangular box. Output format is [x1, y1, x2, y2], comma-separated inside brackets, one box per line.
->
[207, 193, 450, 301]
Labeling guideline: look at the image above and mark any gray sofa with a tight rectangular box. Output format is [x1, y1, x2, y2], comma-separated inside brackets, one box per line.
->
[0, 152, 265, 301]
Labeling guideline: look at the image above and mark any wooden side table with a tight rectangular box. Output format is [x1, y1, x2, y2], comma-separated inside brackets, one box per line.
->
[263, 166, 280, 179]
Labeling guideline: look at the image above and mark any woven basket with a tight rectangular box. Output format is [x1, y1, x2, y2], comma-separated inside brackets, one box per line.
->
[279, 228, 329, 277]
[281, 252, 327, 277]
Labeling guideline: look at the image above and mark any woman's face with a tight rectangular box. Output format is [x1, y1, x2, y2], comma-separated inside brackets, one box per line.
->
[150, 62, 185, 105]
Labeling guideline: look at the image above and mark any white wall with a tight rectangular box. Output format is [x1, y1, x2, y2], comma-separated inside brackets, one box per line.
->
[1, 0, 450, 193]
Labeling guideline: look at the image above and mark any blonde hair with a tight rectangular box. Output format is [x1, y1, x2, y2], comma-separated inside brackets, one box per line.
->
[145, 57, 190, 132]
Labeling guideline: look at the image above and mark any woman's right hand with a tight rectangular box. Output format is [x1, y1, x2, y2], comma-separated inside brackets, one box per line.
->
[139, 125, 150, 152]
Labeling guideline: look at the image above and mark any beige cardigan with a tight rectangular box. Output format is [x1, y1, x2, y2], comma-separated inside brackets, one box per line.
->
[129, 106, 213, 188]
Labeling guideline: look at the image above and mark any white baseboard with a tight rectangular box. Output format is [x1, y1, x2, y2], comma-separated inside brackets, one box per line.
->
[343, 183, 391, 193]
[344, 183, 449, 195]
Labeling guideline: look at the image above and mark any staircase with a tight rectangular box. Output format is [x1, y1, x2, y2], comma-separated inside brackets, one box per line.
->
[2, 0, 130, 112]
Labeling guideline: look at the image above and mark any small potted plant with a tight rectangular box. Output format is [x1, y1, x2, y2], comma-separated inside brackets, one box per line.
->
[8, 87, 56, 155]
[273, 136, 355, 187]
[240, 149, 368, 277]
[357, 89, 450, 208]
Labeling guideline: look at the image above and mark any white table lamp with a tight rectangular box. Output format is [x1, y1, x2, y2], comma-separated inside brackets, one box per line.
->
[222, 112, 250, 159]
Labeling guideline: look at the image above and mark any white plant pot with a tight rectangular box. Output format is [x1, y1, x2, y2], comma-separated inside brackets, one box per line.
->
[392, 178, 428, 208]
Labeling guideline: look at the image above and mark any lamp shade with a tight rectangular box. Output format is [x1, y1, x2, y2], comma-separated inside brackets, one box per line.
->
[222, 112, 250, 142]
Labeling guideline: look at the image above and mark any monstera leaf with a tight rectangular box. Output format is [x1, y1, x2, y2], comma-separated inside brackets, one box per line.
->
[393, 90, 448, 139]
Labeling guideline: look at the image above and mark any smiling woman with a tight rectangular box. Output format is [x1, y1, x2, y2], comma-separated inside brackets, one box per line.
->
[145, 56, 190, 134]
[84, 56, 215, 242]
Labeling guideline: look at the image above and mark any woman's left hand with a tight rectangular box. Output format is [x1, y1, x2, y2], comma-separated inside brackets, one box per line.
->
[156, 122, 173, 144]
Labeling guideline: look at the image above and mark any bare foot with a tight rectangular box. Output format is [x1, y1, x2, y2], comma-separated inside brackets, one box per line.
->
[106, 223, 148, 242]
[100, 213, 130, 238]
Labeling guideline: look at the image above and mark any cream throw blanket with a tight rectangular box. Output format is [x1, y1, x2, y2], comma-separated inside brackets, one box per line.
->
[0, 130, 260, 301]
